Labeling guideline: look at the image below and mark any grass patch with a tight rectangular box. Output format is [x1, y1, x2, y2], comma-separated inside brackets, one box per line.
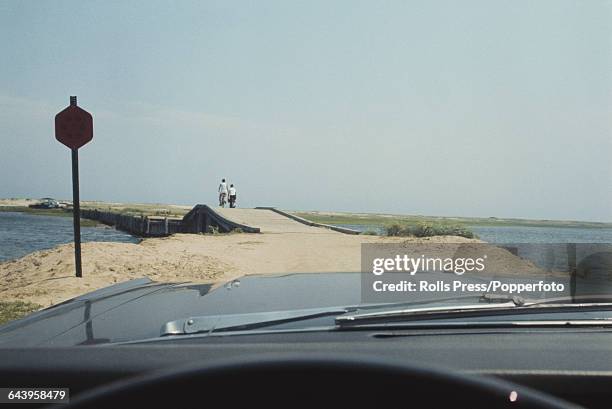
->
[0, 301, 42, 325]
[81, 203, 189, 218]
[0, 206, 70, 217]
[206, 225, 220, 234]
[202, 226, 245, 235]
[386, 222, 476, 239]
[79, 219, 100, 227]
[293, 211, 612, 229]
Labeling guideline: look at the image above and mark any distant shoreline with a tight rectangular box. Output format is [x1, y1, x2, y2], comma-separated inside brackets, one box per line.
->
[292, 211, 612, 230]
[1, 198, 611, 230]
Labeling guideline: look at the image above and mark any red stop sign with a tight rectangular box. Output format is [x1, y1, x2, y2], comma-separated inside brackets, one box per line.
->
[55, 105, 93, 149]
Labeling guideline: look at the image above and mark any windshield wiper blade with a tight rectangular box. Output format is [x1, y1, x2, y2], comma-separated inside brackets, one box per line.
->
[336, 302, 521, 326]
[369, 318, 612, 333]
[357, 293, 522, 311]
[479, 293, 612, 309]
[161, 306, 350, 336]
[335, 301, 612, 327]
[518, 294, 612, 306]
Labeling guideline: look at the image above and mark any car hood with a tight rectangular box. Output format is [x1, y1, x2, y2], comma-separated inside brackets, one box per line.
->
[0, 270, 590, 347]
[0, 272, 364, 347]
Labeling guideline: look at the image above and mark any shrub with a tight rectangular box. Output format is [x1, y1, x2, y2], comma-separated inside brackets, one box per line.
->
[206, 225, 219, 234]
[385, 222, 476, 239]
[385, 223, 411, 237]
[0, 301, 42, 325]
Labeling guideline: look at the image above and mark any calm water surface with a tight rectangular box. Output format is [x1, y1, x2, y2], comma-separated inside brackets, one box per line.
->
[342, 223, 612, 272]
[0, 212, 140, 262]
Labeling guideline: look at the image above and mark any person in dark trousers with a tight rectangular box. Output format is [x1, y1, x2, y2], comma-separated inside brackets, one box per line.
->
[228, 184, 237, 208]
[218, 178, 228, 207]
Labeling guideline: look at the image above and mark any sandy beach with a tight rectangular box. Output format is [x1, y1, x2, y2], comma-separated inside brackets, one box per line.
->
[0, 226, 549, 309]
[0, 199, 557, 310]
[0, 232, 407, 307]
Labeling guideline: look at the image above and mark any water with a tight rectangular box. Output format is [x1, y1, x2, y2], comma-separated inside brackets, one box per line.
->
[342, 224, 386, 235]
[470, 225, 612, 244]
[468, 226, 612, 272]
[0, 212, 140, 262]
[340, 223, 612, 244]
[342, 223, 612, 272]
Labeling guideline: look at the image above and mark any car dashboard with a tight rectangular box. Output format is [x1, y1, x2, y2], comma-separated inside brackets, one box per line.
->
[1, 327, 611, 408]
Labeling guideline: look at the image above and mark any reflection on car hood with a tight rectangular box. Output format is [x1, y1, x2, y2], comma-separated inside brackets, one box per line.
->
[0, 272, 365, 347]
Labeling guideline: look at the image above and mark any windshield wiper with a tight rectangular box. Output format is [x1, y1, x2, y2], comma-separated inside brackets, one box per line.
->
[159, 294, 525, 336]
[160, 295, 612, 336]
[161, 306, 350, 336]
[511, 294, 612, 306]
[366, 319, 612, 335]
[336, 299, 612, 327]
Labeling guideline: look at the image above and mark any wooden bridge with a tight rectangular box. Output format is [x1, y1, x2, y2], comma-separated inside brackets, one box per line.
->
[81, 206, 359, 237]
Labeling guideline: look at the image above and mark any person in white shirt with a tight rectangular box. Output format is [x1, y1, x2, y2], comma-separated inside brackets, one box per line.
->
[218, 178, 228, 207]
[228, 184, 237, 208]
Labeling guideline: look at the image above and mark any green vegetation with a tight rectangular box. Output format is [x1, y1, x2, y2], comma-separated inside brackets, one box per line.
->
[0, 201, 190, 224]
[81, 203, 188, 218]
[203, 226, 244, 235]
[0, 206, 99, 227]
[0, 301, 42, 325]
[386, 222, 476, 239]
[293, 211, 612, 230]
[0, 206, 68, 217]
[206, 225, 220, 234]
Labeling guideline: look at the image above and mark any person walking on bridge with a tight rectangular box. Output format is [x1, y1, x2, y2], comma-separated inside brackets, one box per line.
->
[218, 178, 228, 207]
[228, 184, 237, 208]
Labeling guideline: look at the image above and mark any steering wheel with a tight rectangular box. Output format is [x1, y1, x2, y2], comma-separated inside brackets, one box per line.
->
[61, 354, 581, 409]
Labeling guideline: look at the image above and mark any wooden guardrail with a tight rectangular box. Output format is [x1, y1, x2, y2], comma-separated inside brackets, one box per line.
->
[80, 209, 184, 237]
[255, 207, 361, 235]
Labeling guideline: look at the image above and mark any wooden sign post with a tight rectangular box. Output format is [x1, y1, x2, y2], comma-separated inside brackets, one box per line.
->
[54, 96, 94, 278]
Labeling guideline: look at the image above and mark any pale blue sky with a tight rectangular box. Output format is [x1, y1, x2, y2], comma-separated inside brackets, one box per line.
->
[1, 0, 611, 221]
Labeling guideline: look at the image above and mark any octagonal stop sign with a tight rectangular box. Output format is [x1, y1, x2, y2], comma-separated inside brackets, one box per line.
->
[55, 104, 93, 150]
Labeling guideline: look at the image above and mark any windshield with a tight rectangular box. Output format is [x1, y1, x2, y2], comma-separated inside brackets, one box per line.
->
[1, 1, 611, 345]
